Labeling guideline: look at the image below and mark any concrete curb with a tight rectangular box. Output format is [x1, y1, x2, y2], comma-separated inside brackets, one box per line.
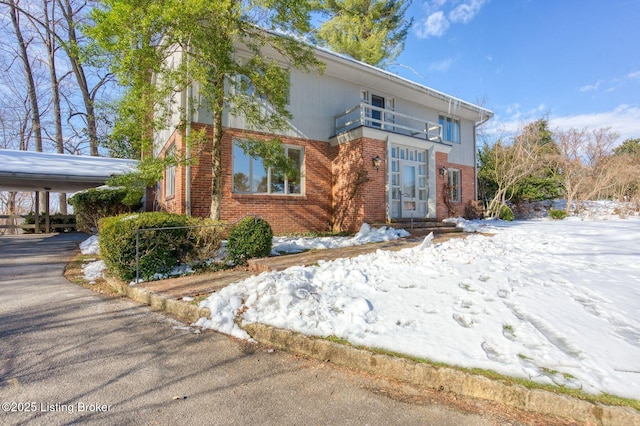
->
[104, 275, 211, 323]
[100, 272, 639, 426]
[244, 323, 640, 426]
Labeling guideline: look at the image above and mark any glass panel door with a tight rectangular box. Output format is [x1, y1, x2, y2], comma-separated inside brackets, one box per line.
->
[390, 144, 428, 219]
[401, 164, 417, 218]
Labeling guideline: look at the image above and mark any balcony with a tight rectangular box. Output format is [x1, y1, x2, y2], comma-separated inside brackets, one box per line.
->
[335, 103, 443, 143]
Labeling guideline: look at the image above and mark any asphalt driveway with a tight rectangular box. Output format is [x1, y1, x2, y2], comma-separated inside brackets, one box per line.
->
[0, 233, 500, 425]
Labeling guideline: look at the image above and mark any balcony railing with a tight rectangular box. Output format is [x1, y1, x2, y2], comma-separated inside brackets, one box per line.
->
[335, 103, 443, 143]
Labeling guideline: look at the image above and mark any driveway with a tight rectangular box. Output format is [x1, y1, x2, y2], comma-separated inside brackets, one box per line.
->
[0, 233, 549, 425]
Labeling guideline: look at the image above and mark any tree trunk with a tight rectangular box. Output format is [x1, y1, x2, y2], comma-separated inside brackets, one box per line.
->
[9, 0, 43, 153]
[6, 192, 17, 235]
[41, 0, 68, 213]
[58, 0, 99, 156]
[210, 92, 224, 220]
[9, 0, 46, 210]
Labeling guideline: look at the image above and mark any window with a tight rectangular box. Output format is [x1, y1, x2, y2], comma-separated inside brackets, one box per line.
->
[448, 169, 461, 202]
[370, 94, 385, 128]
[439, 115, 461, 143]
[165, 144, 175, 198]
[232, 141, 303, 195]
[237, 70, 290, 105]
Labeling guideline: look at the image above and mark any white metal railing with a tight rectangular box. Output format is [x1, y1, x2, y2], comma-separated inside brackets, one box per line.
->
[334, 103, 443, 142]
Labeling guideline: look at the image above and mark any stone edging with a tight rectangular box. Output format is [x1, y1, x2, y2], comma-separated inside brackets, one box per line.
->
[243, 323, 640, 426]
[103, 275, 211, 323]
[102, 274, 639, 426]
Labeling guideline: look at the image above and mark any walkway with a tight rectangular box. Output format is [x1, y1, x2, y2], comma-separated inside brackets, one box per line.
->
[136, 233, 468, 299]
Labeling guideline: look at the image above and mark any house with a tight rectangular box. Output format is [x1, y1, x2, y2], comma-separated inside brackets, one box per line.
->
[153, 42, 493, 234]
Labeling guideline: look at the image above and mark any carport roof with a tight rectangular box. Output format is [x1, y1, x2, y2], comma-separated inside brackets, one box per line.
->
[0, 149, 138, 192]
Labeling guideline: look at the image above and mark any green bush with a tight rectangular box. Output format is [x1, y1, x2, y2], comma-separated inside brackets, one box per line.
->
[183, 217, 227, 266]
[499, 204, 515, 221]
[99, 212, 193, 282]
[69, 186, 143, 233]
[548, 209, 568, 220]
[227, 216, 273, 265]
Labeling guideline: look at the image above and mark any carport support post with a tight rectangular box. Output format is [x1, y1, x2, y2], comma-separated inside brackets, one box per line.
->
[45, 190, 50, 233]
[34, 191, 40, 234]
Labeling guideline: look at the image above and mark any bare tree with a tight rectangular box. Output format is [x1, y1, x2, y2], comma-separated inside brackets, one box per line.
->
[553, 127, 619, 213]
[0, 60, 36, 233]
[6, 0, 43, 153]
[478, 125, 546, 218]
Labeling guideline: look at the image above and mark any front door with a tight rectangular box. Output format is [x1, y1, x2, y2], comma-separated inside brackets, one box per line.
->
[390, 145, 428, 219]
[401, 163, 418, 218]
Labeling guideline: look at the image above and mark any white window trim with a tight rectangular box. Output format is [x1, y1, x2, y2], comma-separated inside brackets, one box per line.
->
[439, 115, 461, 144]
[232, 140, 304, 196]
[165, 145, 175, 198]
[448, 168, 461, 202]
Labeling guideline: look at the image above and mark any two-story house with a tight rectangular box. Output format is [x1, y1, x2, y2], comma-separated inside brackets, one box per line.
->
[154, 42, 493, 234]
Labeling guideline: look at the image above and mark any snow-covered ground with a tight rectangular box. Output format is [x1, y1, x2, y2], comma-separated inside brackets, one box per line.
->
[195, 217, 640, 400]
[78, 205, 640, 399]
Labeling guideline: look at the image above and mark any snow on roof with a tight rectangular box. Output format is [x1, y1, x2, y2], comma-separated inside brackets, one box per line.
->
[0, 149, 138, 192]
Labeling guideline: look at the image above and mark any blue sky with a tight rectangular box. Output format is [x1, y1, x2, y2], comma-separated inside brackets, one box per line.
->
[388, 0, 640, 142]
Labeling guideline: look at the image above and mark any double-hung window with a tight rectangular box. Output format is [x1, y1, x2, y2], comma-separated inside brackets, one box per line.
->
[448, 169, 461, 202]
[232, 140, 303, 195]
[439, 115, 461, 143]
[165, 144, 175, 198]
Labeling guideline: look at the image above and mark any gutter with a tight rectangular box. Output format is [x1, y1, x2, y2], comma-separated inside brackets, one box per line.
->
[473, 113, 492, 201]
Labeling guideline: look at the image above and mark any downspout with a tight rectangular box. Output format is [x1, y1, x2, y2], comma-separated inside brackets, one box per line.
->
[185, 83, 192, 216]
[473, 113, 491, 201]
[184, 47, 192, 216]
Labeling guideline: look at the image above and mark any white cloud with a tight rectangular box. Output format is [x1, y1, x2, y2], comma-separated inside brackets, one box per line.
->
[449, 0, 488, 24]
[423, 0, 450, 13]
[416, 1, 488, 39]
[486, 104, 640, 143]
[627, 71, 640, 80]
[415, 11, 450, 39]
[550, 105, 640, 142]
[579, 81, 601, 92]
[429, 57, 456, 72]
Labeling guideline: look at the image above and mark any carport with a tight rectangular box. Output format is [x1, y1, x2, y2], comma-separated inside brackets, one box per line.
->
[0, 149, 137, 233]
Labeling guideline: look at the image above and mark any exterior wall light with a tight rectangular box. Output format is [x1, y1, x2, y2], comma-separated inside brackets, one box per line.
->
[372, 155, 383, 172]
[440, 166, 448, 177]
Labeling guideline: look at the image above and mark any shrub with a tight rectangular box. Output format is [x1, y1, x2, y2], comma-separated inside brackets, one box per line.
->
[499, 204, 515, 221]
[227, 216, 273, 265]
[548, 209, 568, 220]
[99, 212, 193, 282]
[464, 200, 484, 220]
[69, 186, 143, 233]
[183, 217, 227, 266]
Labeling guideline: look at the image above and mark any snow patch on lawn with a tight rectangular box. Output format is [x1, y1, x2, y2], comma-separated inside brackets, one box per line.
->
[196, 218, 640, 399]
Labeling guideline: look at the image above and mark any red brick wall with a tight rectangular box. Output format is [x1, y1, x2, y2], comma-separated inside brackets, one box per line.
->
[435, 152, 476, 219]
[171, 125, 332, 234]
[331, 137, 386, 232]
[221, 128, 332, 234]
[156, 131, 186, 215]
[156, 125, 477, 231]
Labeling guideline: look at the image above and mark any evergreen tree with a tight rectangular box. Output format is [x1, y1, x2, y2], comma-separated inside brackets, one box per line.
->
[314, 0, 413, 67]
[613, 138, 640, 157]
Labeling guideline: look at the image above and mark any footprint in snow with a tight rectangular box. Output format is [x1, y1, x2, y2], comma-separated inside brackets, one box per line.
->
[481, 341, 510, 363]
[453, 313, 475, 328]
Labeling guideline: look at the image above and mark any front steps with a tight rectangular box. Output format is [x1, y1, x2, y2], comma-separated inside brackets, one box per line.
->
[372, 218, 462, 237]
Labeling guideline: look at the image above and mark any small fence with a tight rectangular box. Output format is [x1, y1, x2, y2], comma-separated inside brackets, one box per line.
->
[0, 214, 76, 234]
